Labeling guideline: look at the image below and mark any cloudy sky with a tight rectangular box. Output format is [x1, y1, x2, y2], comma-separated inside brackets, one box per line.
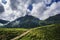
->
[0, 0, 60, 21]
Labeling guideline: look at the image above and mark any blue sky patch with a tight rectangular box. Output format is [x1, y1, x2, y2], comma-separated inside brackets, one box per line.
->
[27, 4, 33, 11]
[2, 0, 7, 4]
[46, 0, 60, 6]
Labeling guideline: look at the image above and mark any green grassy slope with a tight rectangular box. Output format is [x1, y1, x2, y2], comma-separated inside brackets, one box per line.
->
[0, 28, 27, 40]
[18, 24, 60, 40]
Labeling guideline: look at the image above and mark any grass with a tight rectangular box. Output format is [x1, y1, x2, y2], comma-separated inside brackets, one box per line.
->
[18, 24, 60, 40]
[0, 24, 60, 40]
[0, 28, 28, 40]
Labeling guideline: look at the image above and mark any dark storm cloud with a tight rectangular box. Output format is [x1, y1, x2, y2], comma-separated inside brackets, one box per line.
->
[10, 0, 20, 10]
[0, 4, 4, 13]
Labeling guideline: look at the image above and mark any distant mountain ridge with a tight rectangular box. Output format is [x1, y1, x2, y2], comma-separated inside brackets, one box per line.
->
[0, 19, 9, 24]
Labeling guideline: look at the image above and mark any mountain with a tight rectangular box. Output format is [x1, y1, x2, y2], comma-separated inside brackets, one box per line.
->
[45, 14, 60, 24]
[36, 14, 60, 25]
[6, 15, 40, 28]
[0, 19, 9, 24]
[5, 14, 60, 28]
[17, 24, 60, 40]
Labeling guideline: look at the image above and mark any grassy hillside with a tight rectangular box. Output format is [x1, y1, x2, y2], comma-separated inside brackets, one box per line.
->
[18, 24, 60, 40]
[0, 28, 28, 40]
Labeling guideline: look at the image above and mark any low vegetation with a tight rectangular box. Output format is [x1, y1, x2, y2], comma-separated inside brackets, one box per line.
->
[0, 28, 27, 40]
[18, 24, 60, 40]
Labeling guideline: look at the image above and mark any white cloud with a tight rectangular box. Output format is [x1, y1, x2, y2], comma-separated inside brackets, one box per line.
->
[0, 0, 29, 21]
[44, 0, 52, 4]
[30, 2, 46, 19]
[0, 0, 60, 21]
[40, 2, 60, 20]
[30, 1, 60, 20]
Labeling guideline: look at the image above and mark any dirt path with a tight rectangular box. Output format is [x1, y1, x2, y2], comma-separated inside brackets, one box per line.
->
[11, 29, 32, 40]
[11, 25, 53, 40]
